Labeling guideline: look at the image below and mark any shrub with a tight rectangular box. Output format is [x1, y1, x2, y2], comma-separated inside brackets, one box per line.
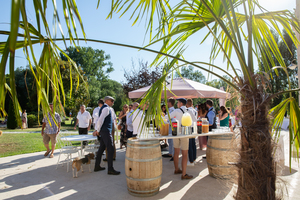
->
[27, 114, 38, 128]
[7, 100, 18, 129]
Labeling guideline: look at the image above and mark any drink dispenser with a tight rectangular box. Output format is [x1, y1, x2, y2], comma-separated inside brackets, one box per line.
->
[181, 112, 192, 135]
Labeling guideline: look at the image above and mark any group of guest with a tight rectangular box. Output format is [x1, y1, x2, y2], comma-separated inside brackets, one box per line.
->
[162, 98, 235, 179]
[72, 97, 120, 175]
[39, 95, 240, 180]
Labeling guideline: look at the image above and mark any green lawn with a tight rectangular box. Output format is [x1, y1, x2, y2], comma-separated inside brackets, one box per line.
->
[0, 117, 124, 157]
[0, 133, 60, 157]
[0, 131, 120, 158]
[0, 125, 74, 133]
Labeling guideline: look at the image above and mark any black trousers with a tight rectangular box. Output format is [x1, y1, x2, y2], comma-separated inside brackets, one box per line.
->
[126, 130, 133, 138]
[79, 127, 88, 145]
[95, 131, 114, 171]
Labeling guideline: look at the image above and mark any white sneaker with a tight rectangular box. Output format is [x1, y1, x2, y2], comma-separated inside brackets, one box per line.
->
[187, 162, 194, 166]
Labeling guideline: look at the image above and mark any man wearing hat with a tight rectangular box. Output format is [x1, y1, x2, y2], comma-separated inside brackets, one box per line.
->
[93, 96, 120, 175]
[165, 98, 196, 180]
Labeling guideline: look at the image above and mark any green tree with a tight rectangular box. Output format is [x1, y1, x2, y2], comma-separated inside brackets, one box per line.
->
[60, 46, 113, 81]
[259, 30, 298, 108]
[122, 60, 162, 97]
[7, 98, 18, 129]
[175, 65, 206, 83]
[60, 46, 127, 111]
[59, 62, 90, 116]
[14, 67, 37, 113]
[89, 77, 128, 111]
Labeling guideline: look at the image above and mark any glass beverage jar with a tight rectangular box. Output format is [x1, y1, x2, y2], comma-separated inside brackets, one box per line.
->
[202, 118, 209, 133]
[181, 112, 192, 127]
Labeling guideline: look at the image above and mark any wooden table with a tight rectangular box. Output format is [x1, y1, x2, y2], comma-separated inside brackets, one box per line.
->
[136, 131, 233, 140]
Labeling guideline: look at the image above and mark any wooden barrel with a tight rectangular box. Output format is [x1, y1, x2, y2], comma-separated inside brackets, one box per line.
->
[206, 133, 238, 179]
[125, 138, 162, 197]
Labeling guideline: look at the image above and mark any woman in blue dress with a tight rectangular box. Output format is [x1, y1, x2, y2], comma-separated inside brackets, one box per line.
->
[219, 106, 229, 127]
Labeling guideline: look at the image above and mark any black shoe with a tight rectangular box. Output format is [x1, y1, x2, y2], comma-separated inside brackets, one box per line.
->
[170, 157, 174, 161]
[202, 156, 206, 159]
[162, 154, 172, 158]
[103, 158, 115, 161]
[108, 169, 120, 175]
[94, 166, 105, 172]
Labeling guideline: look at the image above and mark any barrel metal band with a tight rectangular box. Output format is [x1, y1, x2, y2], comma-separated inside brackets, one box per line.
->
[210, 174, 233, 180]
[128, 187, 160, 197]
[207, 162, 232, 168]
[128, 140, 159, 145]
[125, 156, 162, 162]
[208, 136, 233, 140]
[127, 144, 160, 149]
[126, 174, 161, 181]
[207, 144, 230, 151]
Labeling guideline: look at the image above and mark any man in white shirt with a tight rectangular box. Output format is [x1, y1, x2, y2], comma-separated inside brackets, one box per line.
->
[165, 98, 196, 180]
[162, 98, 176, 159]
[93, 96, 120, 175]
[186, 98, 198, 166]
[132, 102, 148, 137]
[126, 102, 138, 138]
[74, 104, 92, 146]
[92, 99, 104, 128]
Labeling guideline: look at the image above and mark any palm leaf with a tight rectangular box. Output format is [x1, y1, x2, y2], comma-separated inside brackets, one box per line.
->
[270, 97, 300, 172]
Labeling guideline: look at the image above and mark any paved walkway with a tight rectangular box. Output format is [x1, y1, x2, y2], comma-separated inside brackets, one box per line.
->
[0, 130, 299, 200]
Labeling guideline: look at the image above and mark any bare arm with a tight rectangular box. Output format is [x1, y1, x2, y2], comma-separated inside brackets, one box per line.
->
[41, 122, 46, 136]
[74, 119, 79, 129]
[88, 119, 92, 131]
[118, 111, 127, 119]
[57, 123, 61, 134]
[219, 113, 228, 121]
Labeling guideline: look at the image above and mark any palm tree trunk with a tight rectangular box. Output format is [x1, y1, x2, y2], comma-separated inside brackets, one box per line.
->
[236, 79, 276, 200]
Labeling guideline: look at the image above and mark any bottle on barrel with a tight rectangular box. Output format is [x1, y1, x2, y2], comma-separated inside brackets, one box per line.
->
[202, 118, 209, 133]
[172, 121, 178, 136]
[197, 119, 202, 134]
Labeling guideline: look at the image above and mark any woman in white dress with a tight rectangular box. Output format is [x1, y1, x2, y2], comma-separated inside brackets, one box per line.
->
[22, 110, 27, 129]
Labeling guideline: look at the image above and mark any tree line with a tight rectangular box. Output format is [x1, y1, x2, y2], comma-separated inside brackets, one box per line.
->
[5, 36, 297, 121]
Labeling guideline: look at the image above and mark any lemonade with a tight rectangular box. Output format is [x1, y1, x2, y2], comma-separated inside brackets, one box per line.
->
[181, 113, 192, 127]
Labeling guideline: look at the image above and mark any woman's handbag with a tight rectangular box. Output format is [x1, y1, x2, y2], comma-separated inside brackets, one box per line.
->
[117, 124, 122, 130]
[117, 119, 122, 130]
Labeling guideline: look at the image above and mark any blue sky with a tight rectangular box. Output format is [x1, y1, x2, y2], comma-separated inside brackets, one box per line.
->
[1, 0, 296, 84]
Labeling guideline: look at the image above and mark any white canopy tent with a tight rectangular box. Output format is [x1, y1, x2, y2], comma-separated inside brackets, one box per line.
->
[128, 78, 231, 99]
